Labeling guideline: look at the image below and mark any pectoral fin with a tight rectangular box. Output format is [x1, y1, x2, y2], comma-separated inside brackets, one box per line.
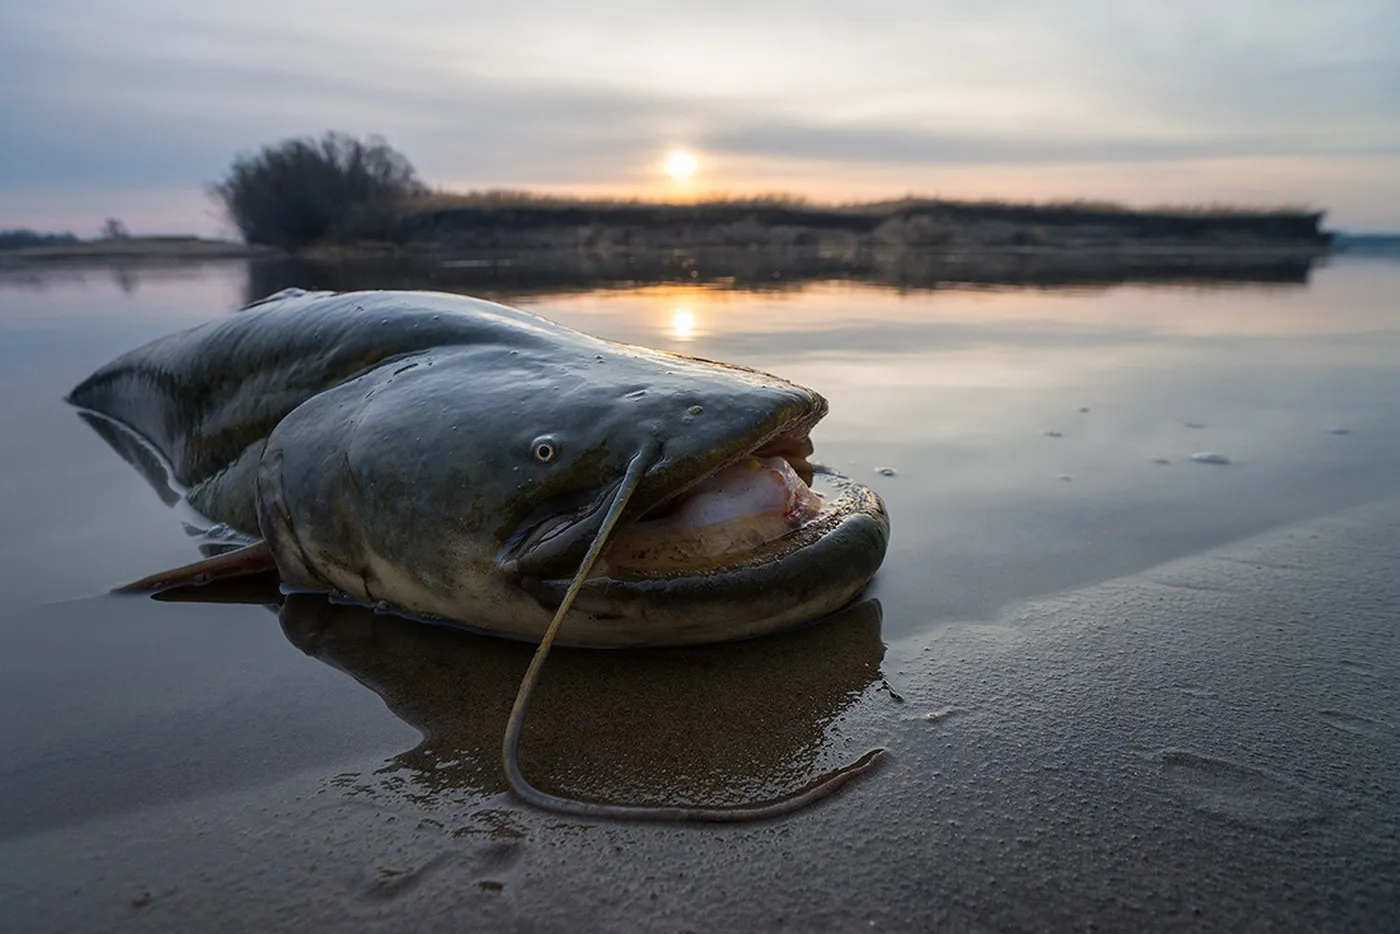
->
[115, 541, 276, 593]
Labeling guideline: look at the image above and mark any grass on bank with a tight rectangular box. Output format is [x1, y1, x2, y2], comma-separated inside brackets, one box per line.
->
[413, 189, 1318, 221]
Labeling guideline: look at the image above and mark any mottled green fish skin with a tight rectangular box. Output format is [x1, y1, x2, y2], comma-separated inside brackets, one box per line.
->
[68, 289, 564, 530]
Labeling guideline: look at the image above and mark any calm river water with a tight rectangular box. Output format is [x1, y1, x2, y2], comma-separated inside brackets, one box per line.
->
[1, 254, 1397, 931]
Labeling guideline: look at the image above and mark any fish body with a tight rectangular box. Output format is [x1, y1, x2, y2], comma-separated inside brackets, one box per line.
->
[70, 289, 888, 647]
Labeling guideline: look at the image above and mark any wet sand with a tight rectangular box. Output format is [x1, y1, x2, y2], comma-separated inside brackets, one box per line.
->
[2, 500, 1397, 931]
[1, 256, 1397, 931]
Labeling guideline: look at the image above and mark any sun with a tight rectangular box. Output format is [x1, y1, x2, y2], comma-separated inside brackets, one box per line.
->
[663, 149, 699, 182]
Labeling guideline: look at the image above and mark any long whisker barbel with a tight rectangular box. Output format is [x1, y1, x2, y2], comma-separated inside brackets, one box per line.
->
[500, 447, 886, 823]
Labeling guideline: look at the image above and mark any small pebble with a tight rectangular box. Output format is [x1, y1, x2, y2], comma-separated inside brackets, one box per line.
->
[875, 466, 897, 477]
[1184, 422, 1207, 429]
[1153, 458, 1171, 465]
[1042, 430, 1064, 438]
[1191, 452, 1231, 465]
[1078, 406, 1090, 413]
[1058, 475, 1073, 482]
[1326, 426, 1351, 435]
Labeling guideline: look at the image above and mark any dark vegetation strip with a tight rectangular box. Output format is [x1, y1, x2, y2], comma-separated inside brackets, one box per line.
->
[204, 133, 1330, 250]
[397, 198, 1327, 241]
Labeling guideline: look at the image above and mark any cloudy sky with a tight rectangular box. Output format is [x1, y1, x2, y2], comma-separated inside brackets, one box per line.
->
[2, 0, 1397, 235]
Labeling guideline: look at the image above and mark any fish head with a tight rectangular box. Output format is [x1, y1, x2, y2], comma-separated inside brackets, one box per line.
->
[496, 345, 828, 580]
[257, 338, 885, 645]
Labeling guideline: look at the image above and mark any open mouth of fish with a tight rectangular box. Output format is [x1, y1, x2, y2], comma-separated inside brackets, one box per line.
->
[505, 409, 885, 620]
[603, 436, 830, 574]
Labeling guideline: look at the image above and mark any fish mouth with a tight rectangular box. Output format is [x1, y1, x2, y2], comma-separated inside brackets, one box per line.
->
[511, 412, 877, 586]
[601, 430, 825, 575]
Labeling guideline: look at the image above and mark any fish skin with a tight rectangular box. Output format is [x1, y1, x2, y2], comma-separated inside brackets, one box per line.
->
[70, 289, 888, 646]
[67, 288, 565, 524]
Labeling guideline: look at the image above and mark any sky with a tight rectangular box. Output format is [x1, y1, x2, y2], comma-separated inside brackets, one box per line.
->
[2, 0, 1398, 236]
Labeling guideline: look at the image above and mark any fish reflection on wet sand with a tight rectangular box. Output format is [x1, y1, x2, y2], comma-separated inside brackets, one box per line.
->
[69, 288, 890, 819]
[273, 592, 885, 807]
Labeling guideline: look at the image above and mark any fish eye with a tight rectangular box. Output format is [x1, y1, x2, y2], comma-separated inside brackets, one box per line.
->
[531, 436, 559, 464]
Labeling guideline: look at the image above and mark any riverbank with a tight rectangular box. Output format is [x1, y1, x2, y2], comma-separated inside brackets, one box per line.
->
[364, 195, 1333, 256]
[0, 199, 1333, 267]
[5, 499, 1397, 933]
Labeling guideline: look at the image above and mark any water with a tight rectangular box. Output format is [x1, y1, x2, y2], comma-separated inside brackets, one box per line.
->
[6, 256, 1398, 619]
[2, 254, 1397, 930]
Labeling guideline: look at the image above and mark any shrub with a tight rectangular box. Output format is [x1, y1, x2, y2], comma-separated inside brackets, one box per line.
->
[209, 132, 426, 249]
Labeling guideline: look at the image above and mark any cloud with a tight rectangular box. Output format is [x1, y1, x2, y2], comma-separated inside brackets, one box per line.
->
[1, 0, 1397, 226]
[700, 122, 1398, 168]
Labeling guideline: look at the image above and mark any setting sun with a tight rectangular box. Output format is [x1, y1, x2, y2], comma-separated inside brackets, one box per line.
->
[663, 149, 699, 181]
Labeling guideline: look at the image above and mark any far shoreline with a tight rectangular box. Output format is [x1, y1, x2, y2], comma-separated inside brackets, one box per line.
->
[3, 196, 1343, 265]
[0, 236, 268, 262]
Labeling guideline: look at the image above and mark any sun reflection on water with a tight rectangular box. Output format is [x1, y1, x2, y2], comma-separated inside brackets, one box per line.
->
[669, 307, 697, 341]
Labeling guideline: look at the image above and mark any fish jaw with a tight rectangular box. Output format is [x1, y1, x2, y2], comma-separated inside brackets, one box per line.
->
[517, 468, 889, 646]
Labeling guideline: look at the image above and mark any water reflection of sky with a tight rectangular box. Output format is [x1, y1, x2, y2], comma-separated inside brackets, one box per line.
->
[520, 262, 1400, 631]
[1, 258, 1398, 633]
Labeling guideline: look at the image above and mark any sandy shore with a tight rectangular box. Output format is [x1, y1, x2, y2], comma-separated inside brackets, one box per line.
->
[3, 498, 1396, 932]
